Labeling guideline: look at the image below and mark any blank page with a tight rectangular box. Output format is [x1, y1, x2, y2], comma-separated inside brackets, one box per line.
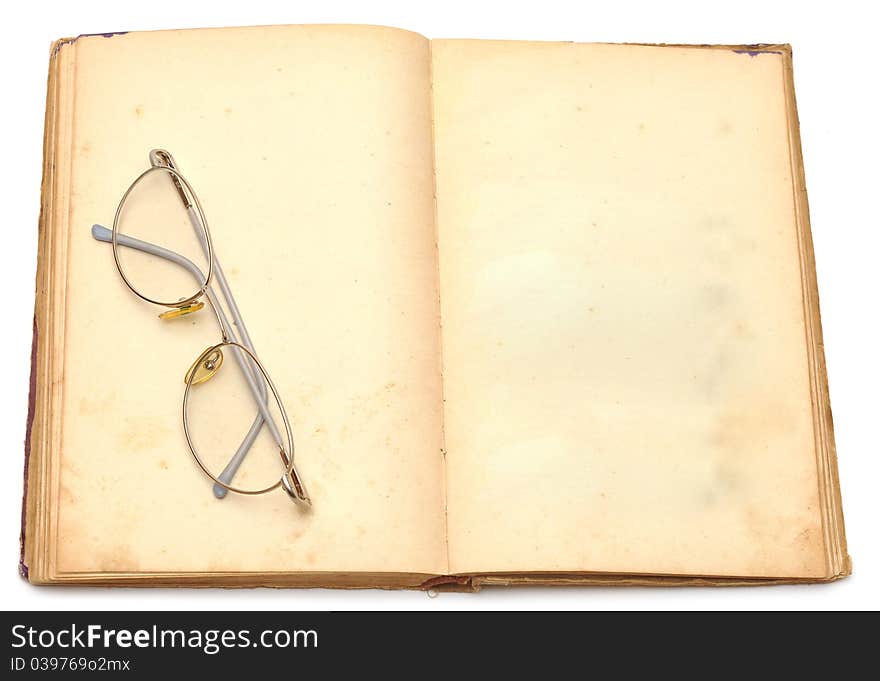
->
[432, 41, 826, 578]
[55, 25, 446, 577]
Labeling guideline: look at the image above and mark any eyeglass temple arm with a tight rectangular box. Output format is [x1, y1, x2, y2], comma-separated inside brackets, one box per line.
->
[182, 206, 309, 505]
[91, 224, 308, 504]
[91, 223, 268, 485]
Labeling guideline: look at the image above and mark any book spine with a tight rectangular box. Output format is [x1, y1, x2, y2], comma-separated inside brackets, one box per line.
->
[418, 575, 476, 592]
[19, 318, 38, 580]
[20, 37, 74, 582]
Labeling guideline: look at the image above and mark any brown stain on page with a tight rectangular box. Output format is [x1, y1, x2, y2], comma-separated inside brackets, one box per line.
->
[744, 506, 821, 573]
[698, 400, 795, 507]
[716, 119, 734, 136]
[78, 392, 115, 416]
[708, 400, 795, 456]
[97, 544, 139, 573]
[709, 400, 825, 570]
[115, 415, 173, 453]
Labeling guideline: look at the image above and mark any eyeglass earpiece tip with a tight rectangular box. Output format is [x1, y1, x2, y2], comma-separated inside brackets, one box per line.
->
[281, 469, 312, 508]
[91, 224, 112, 242]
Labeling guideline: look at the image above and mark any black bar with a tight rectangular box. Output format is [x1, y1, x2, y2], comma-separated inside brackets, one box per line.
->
[0, 610, 870, 676]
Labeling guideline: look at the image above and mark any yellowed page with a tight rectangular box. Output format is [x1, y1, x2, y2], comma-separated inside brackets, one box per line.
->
[432, 40, 827, 578]
[55, 25, 445, 576]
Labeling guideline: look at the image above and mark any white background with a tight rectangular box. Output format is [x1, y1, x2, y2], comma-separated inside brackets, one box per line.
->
[0, 0, 877, 611]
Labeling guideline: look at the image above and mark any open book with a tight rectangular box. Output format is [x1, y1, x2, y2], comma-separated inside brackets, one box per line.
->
[23, 24, 849, 588]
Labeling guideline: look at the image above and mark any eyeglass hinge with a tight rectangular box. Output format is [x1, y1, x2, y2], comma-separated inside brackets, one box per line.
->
[149, 148, 193, 209]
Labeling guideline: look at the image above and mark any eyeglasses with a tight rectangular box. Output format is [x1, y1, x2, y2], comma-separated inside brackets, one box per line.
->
[92, 149, 310, 507]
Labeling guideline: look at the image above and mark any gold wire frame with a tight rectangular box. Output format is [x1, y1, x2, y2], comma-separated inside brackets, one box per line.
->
[107, 149, 306, 504]
[111, 163, 214, 308]
[183, 341, 296, 496]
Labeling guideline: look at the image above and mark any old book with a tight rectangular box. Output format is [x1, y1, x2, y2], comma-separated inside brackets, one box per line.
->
[23, 24, 849, 589]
